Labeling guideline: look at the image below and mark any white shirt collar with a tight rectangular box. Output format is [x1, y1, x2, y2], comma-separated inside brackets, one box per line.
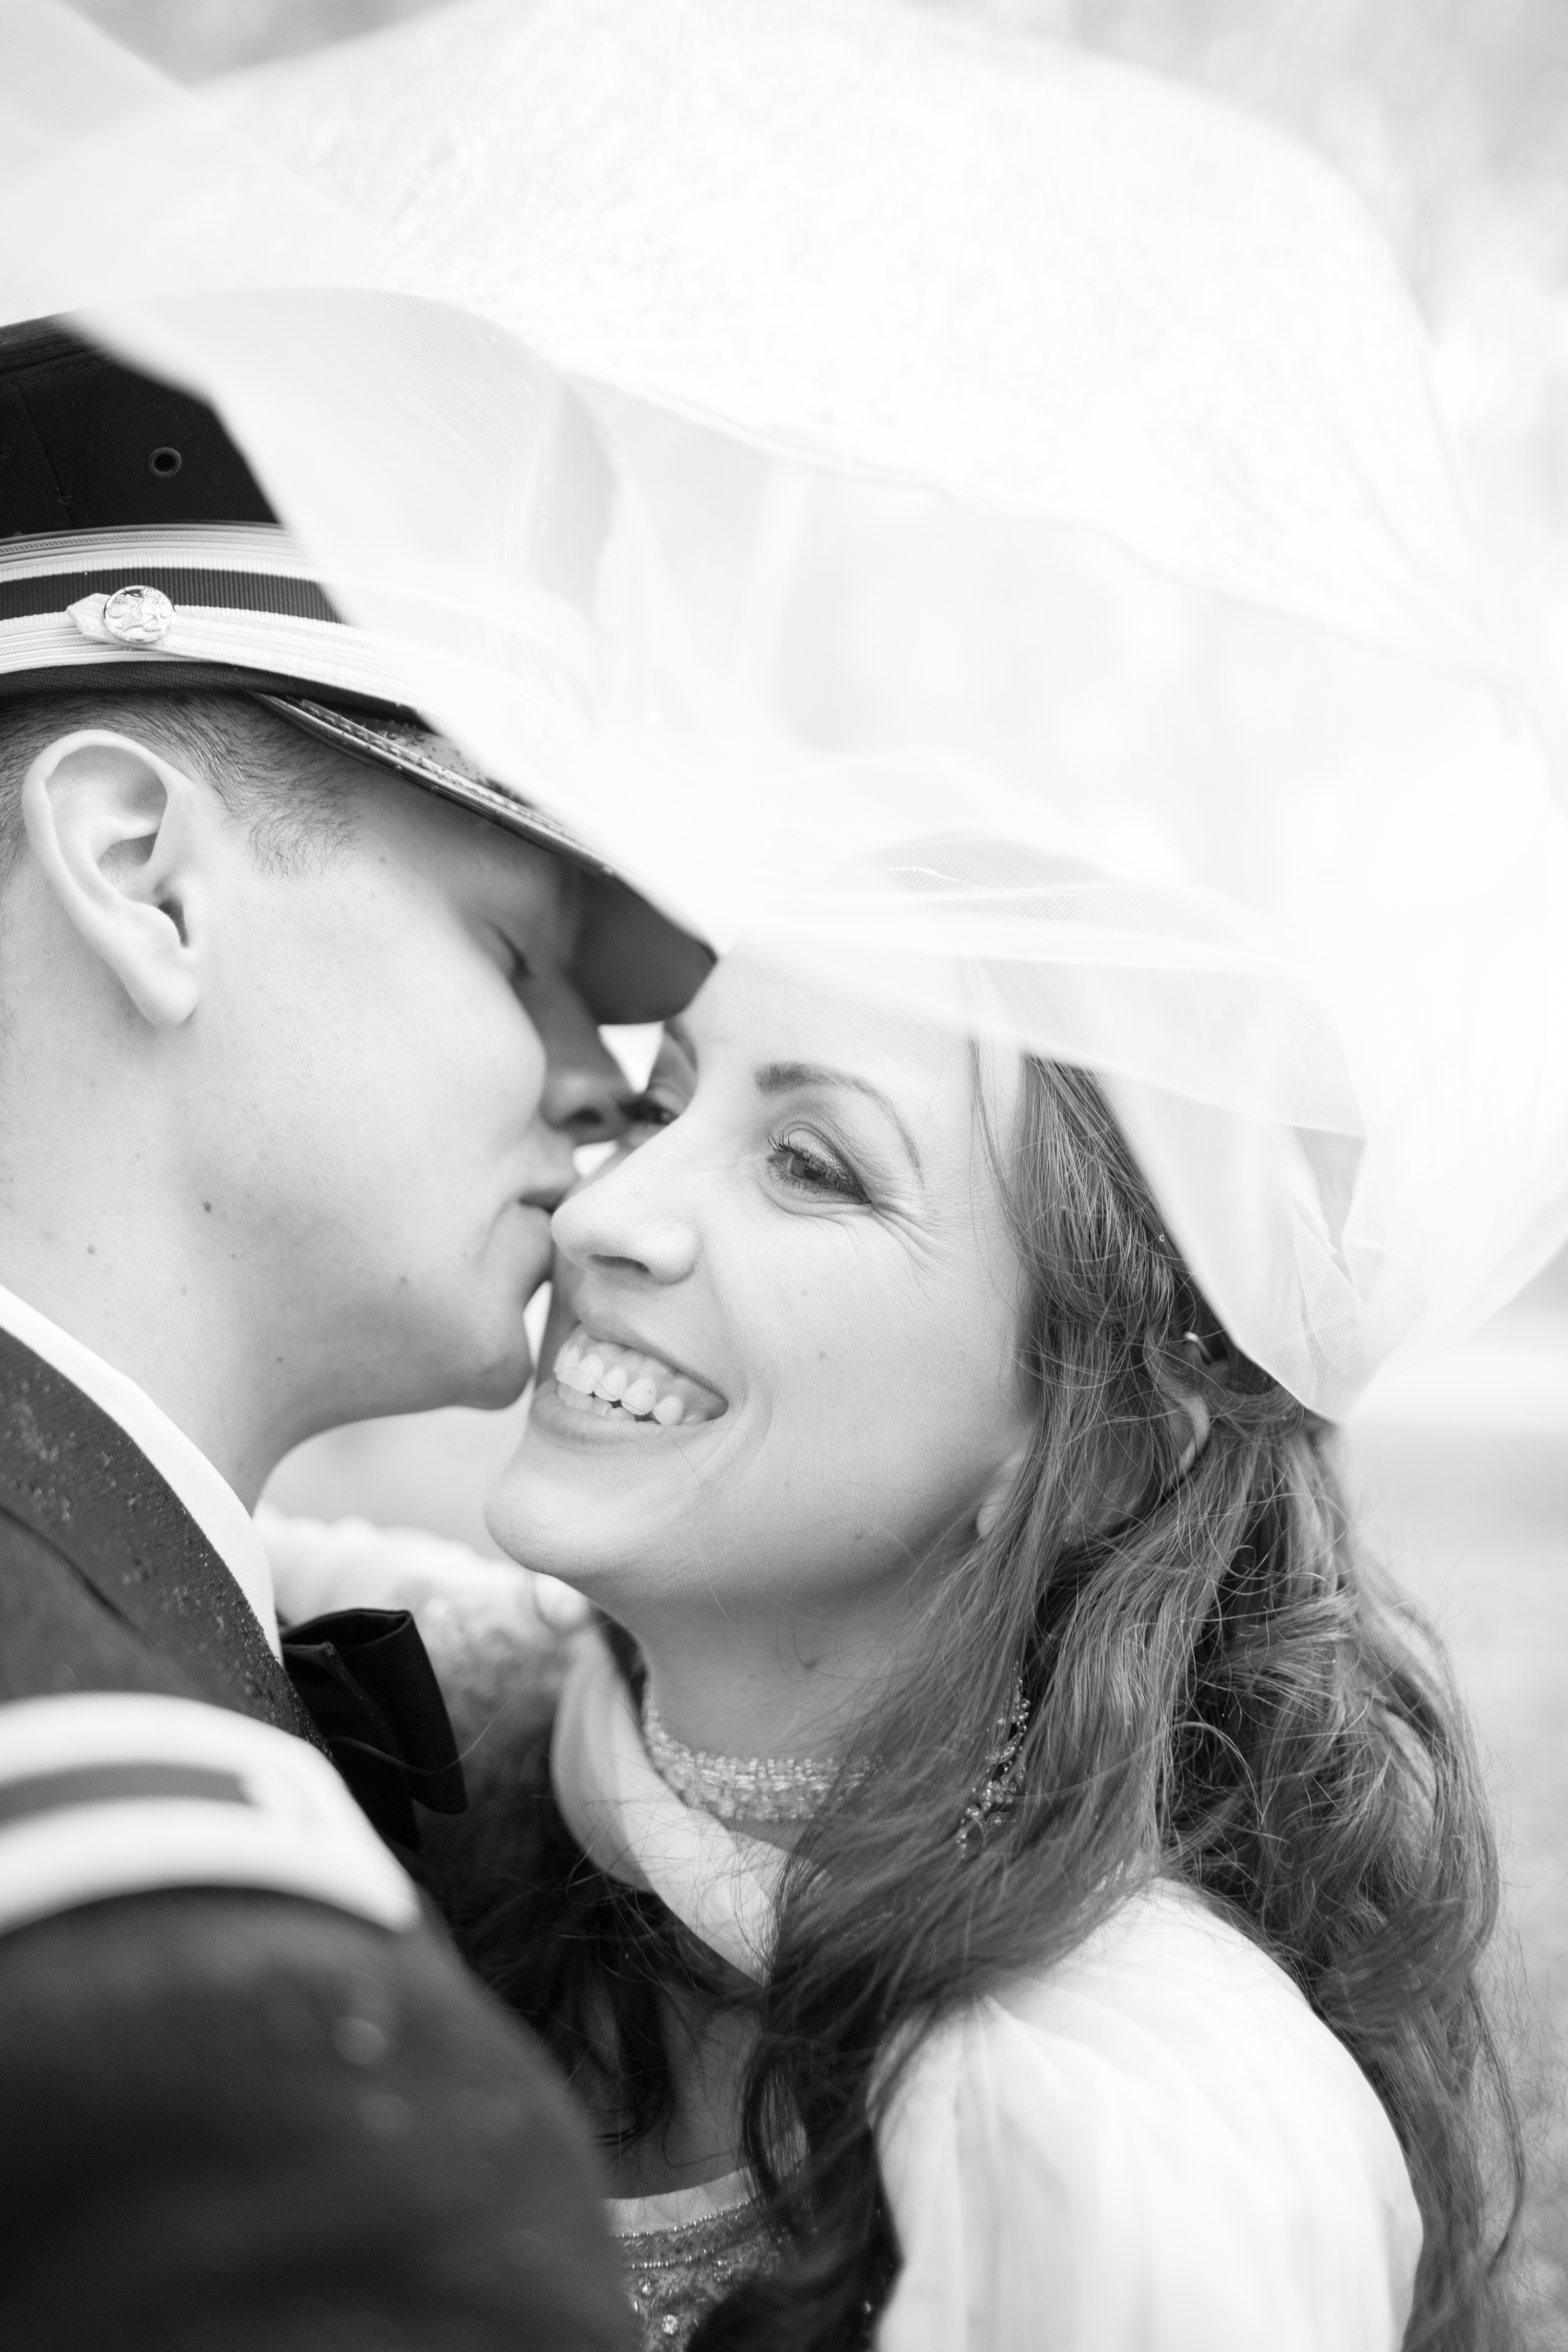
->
[0, 1279, 281, 1657]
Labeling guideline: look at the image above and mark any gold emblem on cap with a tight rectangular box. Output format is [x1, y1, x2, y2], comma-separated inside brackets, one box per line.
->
[101, 584, 175, 648]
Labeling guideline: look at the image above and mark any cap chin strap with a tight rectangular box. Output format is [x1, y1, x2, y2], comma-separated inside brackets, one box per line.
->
[0, 1691, 419, 1940]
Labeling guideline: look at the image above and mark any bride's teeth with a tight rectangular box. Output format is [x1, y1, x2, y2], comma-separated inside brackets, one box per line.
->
[550, 1324, 721, 1425]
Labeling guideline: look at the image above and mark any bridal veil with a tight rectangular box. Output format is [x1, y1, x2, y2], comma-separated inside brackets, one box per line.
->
[4, 0, 1567, 1418]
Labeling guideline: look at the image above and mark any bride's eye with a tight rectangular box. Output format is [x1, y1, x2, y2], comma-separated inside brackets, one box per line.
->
[768, 1128, 866, 1203]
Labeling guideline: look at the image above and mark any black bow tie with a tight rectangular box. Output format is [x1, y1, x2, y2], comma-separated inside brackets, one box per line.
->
[281, 1608, 467, 1850]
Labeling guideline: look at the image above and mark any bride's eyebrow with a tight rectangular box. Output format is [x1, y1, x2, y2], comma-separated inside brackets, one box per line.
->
[754, 1060, 923, 1175]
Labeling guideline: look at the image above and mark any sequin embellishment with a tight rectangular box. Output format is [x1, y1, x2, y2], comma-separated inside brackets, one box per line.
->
[620, 2194, 781, 2349]
[641, 1698, 846, 1824]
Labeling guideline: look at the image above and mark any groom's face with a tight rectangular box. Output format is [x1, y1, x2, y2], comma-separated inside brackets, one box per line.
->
[198, 769, 629, 1436]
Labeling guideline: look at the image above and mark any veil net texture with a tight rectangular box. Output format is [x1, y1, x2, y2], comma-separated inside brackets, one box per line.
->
[3, 0, 1568, 1414]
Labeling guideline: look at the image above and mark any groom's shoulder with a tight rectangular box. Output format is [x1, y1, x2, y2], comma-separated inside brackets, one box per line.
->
[0, 1331, 321, 1736]
[0, 1689, 628, 2348]
[0, 1882, 629, 2348]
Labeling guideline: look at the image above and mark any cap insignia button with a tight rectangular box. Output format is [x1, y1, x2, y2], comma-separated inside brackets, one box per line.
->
[101, 584, 175, 648]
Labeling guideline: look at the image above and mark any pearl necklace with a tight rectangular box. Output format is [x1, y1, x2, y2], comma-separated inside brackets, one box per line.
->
[641, 1698, 844, 1824]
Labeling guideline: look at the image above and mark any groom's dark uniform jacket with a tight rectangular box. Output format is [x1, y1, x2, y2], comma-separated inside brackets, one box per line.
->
[0, 1328, 630, 2352]
[0, 318, 712, 2350]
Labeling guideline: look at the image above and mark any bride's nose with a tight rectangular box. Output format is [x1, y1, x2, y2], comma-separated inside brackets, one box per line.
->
[551, 1146, 699, 1285]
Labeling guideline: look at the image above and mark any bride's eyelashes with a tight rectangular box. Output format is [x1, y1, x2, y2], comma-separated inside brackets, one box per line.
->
[625, 1089, 870, 1207]
[766, 1127, 867, 1204]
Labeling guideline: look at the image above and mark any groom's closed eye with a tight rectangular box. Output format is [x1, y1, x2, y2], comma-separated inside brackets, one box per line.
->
[626, 1091, 681, 1133]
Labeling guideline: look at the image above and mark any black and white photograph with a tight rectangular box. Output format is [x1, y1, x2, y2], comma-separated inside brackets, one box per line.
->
[1, 2, 1566, 2345]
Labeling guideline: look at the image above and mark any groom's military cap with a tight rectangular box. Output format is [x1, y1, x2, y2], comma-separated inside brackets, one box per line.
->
[0, 314, 710, 1023]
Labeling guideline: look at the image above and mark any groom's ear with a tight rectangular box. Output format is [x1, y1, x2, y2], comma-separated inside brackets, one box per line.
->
[21, 730, 215, 1028]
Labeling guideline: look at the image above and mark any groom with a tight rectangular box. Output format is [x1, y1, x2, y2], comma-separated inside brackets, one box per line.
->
[0, 316, 705, 2344]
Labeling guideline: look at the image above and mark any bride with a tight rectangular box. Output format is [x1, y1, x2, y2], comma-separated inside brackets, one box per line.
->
[377, 949, 1512, 2352]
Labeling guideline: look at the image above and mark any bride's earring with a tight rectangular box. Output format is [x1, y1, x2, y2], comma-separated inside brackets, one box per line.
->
[956, 1667, 1031, 1857]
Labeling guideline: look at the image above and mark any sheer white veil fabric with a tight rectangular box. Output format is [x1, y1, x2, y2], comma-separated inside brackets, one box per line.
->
[4, 0, 1568, 1414]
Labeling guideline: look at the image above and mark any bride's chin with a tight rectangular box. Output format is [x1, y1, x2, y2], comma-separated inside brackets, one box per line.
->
[485, 1436, 641, 1575]
[488, 1378, 727, 1584]
[483, 1486, 635, 1604]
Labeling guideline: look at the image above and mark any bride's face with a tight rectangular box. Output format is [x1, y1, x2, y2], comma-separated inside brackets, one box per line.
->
[488, 953, 1030, 1623]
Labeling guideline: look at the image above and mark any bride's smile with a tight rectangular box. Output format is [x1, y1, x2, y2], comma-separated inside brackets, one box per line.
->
[546, 1319, 731, 1429]
[491, 952, 1031, 1744]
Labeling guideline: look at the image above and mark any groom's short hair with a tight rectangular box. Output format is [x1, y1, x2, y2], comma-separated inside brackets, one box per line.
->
[0, 689, 363, 886]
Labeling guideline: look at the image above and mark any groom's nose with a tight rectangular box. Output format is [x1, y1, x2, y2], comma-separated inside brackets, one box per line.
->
[515, 970, 631, 1149]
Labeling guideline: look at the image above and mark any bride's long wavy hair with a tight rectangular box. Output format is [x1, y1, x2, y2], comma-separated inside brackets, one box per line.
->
[452, 1057, 1523, 2351]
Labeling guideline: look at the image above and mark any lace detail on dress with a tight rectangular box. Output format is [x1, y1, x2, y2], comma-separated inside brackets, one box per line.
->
[611, 2173, 782, 2350]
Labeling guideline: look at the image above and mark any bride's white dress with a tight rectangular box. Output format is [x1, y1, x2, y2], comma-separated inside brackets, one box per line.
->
[264, 1514, 1422, 2350]
[869, 1882, 1419, 2350]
